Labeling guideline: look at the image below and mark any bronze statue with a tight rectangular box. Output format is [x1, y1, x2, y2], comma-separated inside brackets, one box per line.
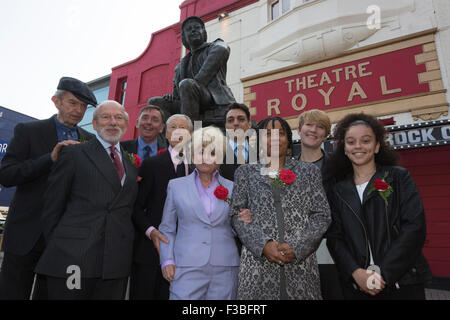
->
[148, 16, 236, 125]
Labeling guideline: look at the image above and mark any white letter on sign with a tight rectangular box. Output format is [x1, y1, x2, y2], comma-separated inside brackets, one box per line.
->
[267, 99, 281, 116]
[442, 125, 450, 139]
[291, 94, 307, 111]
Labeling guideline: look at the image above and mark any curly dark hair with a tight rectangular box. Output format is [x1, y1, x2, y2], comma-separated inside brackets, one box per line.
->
[328, 113, 399, 180]
[257, 116, 293, 153]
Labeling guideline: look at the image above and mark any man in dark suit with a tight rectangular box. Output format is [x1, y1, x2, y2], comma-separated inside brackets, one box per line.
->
[130, 114, 194, 300]
[35, 100, 138, 300]
[148, 16, 236, 121]
[121, 105, 167, 160]
[0, 77, 97, 299]
[220, 103, 257, 181]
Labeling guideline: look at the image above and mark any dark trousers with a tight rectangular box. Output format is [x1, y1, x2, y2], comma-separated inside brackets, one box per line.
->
[342, 283, 426, 300]
[0, 236, 47, 300]
[129, 262, 169, 300]
[318, 264, 344, 300]
[45, 276, 128, 300]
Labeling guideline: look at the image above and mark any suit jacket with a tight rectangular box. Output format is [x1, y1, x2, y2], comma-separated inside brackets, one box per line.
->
[173, 39, 235, 106]
[132, 150, 193, 265]
[35, 138, 139, 279]
[121, 135, 167, 156]
[159, 173, 239, 267]
[0, 117, 94, 254]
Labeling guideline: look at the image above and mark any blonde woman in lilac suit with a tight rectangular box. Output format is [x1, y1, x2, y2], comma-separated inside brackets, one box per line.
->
[159, 126, 240, 300]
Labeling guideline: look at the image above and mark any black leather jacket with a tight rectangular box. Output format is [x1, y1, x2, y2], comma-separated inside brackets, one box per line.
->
[326, 166, 432, 287]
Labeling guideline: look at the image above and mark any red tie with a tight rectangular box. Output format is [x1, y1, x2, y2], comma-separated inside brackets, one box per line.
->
[109, 146, 124, 181]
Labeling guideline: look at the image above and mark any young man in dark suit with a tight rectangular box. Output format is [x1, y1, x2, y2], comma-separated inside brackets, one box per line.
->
[220, 103, 257, 181]
[0, 77, 96, 299]
[130, 114, 194, 300]
[35, 100, 138, 300]
[121, 105, 167, 159]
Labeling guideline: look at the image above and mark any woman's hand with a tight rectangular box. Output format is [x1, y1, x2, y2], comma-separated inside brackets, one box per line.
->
[352, 268, 386, 296]
[162, 264, 176, 282]
[150, 229, 169, 254]
[263, 241, 288, 266]
[278, 242, 296, 263]
[238, 208, 252, 224]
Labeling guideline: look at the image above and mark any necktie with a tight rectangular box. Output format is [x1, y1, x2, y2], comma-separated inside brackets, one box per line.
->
[176, 153, 186, 177]
[110, 146, 125, 181]
[235, 144, 245, 164]
[143, 145, 151, 160]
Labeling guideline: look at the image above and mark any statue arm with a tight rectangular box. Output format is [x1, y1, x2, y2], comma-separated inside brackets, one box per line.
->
[194, 39, 230, 87]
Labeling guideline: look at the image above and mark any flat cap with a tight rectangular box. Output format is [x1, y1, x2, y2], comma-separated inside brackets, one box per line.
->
[181, 16, 205, 30]
[57, 77, 97, 107]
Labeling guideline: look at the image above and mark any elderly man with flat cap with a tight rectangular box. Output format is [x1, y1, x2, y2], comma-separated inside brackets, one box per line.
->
[148, 16, 236, 121]
[0, 77, 96, 300]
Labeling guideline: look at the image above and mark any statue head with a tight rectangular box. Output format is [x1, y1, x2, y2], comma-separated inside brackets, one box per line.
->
[181, 16, 207, 51]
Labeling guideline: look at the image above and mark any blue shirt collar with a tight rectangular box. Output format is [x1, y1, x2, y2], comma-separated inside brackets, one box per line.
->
[53, 115, 79, 142]
[137, 136, 158, 158]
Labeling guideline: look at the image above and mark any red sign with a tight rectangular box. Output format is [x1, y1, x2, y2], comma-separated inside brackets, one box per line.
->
[250, 45, 429, 121]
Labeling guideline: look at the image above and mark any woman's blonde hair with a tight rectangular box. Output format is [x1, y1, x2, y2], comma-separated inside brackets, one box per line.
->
[191, 126, 226, 163]
[298, 109, 331, 136]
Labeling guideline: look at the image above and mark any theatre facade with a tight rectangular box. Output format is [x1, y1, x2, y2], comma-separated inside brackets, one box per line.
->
[106, 0, 450, 282]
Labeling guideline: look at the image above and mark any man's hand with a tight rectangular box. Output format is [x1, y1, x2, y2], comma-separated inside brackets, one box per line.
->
[263, 241, 288, 266]
[352, 268, 386, 296]
[237, 208, 252, 224]
[150, 228, 169, 254]
[162, 264, 176, 282]
[51, 140, 80, 162]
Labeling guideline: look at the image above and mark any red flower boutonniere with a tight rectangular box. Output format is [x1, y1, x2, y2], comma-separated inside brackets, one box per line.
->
[214, 185, 232, 205]
[269, 169, 296, 188]
[367, 172, 393, 208]
[157, 149, 167, 155]
[125, 152, 142, 168]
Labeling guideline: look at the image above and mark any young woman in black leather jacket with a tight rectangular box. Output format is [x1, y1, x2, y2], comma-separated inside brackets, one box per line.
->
[326, 113, 432, 300]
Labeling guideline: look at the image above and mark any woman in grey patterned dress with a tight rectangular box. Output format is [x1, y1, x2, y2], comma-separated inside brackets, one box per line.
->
[230, 117, 331, 300]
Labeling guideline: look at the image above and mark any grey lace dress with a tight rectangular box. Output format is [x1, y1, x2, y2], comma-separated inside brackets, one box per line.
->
[230, 158, 331, 300]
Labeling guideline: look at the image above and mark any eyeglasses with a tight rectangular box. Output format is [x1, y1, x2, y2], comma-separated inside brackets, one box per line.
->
[98, 114, 126, 122]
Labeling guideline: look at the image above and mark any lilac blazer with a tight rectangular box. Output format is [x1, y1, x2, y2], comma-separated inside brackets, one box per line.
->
[159, 172, 239, 267]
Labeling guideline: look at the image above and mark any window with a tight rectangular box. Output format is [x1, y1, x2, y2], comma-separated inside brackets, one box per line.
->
[270, 0, 291, 21]
[119, 79, 127, 105]
[282, 0, 290, 14]
[271, 1, 280, 20]
[79, 85, 110, 134]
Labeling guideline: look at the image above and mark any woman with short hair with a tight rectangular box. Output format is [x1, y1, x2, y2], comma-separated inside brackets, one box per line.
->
[231, 116, 331, 300]
[159, 126, 240, 300]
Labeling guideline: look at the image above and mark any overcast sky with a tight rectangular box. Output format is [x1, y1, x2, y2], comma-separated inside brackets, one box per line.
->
[0, 0, 183, 119]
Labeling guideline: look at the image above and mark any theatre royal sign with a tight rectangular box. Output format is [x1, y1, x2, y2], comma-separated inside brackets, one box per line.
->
[243, 29, 449, 128]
